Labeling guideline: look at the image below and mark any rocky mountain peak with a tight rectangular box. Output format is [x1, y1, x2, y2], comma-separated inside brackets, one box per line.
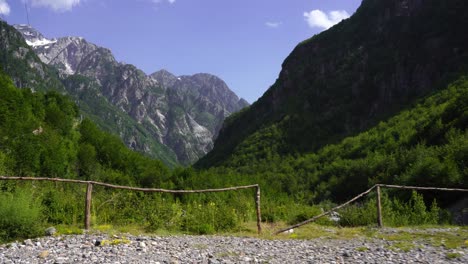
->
[197, 0, 468, 168]
[12, 23, 249, 165]
[150, 69, 178, 88]
[13, 24, 57, 47]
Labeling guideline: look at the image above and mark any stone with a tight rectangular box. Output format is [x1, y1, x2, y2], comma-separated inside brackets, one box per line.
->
[45, 227, 57, 236]
[23, 239, 34, 247]
[0, 232, 468, 263]
[54, 257, 68, 264]
[38, 250, 49, 259]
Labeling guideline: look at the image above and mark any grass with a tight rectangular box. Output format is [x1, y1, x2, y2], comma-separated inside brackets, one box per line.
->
[356, 246, 369, 252]
[55, 225, 83, 236]
[192, 243, 208, 250]
[230, 222, 468, 251]
[387, 241, 415, 252]
[446, 252, 463, 260]
[216, 251, 240, 258]
[371, 226, 468, 250]
[100, 238, 131, 246]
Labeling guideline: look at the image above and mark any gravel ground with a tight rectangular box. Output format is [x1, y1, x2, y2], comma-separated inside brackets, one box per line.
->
[1, 233, 467, 263]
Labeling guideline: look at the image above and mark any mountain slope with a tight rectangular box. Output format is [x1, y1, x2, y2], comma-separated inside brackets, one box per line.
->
[0, 69, 169, 187]
[151, 70, 249, 162]
[0, 22, 63, 92]
[0, 21, 178, 166]
[190, 76, 467, 203]
[197, 0, 468, 168]
[13, 24, 248, 164]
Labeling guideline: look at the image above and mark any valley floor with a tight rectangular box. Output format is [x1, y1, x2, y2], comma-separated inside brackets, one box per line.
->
[1, 229, 467, 263]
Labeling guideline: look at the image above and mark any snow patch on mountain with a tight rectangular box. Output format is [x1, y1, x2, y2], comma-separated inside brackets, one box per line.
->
[63, 61, 74, 75]
[26, 38, 57, 47]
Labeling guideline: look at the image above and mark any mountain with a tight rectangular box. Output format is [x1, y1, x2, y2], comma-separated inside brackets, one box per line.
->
[0, 21, 179, 166]
[0, 68, 170, 187]
[150, 70, 249, 162]
[196, 0, 468, 168]
[12, 24, 248, 165]
[0, 22, 63, 92]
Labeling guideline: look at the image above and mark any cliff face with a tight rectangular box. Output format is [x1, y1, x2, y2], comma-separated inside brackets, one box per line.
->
[0, 23, 63, 92]
[11, 24, 248, 165]
[197, 0, 468, 167]
[150, 71, 249, 162]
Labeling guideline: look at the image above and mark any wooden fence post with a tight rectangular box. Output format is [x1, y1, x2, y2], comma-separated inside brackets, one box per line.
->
[84, 183, 93, 230]
[255, 185, 262, 234]
[377, 185, 383, 228]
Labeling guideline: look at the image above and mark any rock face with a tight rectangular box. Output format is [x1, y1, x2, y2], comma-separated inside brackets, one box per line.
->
[196, 0, 468, 167]
[150, 71, 249, 162]
[13, 24, 248, 165]
[0, 22, 63, 92]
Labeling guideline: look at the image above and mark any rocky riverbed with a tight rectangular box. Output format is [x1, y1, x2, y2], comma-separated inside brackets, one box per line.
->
[1, 233, 467, 263]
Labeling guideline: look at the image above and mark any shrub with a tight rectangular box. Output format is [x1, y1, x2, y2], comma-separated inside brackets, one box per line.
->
[40, 186, 83, 226]
[338, 200, 377, 227]
[0, 190, 43, 242]
[338, 191, 444, 227]
[287, 206, 335, 226]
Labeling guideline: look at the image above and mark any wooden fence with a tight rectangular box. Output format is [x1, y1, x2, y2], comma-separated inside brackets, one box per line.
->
[3, 175, 466, 235]
[276, 184, 468, 235]
[0, 176, 262, 234]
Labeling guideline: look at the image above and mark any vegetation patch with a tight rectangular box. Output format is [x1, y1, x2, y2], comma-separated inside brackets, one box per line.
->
[355, 246, 369, 252]
[0, 189, 43, 242]
[55, 225, 83, 236]
[216, 251, 240, 258]
[100, 238, 131, 246]
[387, 242, 415, 252]
[446, 252, 463, 260]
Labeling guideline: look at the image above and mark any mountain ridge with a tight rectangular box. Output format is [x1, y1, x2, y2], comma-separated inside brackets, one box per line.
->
[11, 23, 249, 165]
[197, 0, 468, 168]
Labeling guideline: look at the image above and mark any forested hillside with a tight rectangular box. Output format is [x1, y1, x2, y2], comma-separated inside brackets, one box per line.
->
[0, 20, 179, 166]
[12, 24, 248, 165]
[192, 0, 468, 204]
[0, 71, 168, 186]
[193, 77, 467, 203]
[0, 0, 467, 242]
[197, 0, 468, 168]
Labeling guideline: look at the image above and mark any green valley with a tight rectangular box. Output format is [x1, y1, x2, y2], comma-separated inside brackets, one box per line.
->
[0, 0, 467, 243]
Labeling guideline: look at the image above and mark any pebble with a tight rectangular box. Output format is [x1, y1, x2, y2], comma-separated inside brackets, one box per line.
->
[45, 227, 57, 236]
[0, 234, 466, 263]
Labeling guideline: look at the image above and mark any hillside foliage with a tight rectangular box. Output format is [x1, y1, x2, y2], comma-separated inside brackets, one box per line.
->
[1, 0, 467, 242]
[0, 71, 168, 186]
[0, 21, 179, 167]
[197, 0, 468, 169]
[192, 77, 467, 203]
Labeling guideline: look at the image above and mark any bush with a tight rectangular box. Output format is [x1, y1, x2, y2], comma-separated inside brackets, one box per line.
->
[287, 205, 335, 226]
[40, 186, 83, 226]
[182, 200, 240, 234]
[339, 191, 444, 227]
[338, 200, 377, 227]
[0, 190, 43, 242]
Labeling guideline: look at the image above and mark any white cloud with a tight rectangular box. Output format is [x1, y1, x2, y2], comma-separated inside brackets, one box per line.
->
[265, 21, 282, 28]
[0, 0, 10, 16]
[304, 9, 350, 30]
[29, 0, 81, 12]
[152, 0, 175, 4]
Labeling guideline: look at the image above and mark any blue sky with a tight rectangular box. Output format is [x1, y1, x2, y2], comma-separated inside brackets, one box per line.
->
[1, 0, 362, 103]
